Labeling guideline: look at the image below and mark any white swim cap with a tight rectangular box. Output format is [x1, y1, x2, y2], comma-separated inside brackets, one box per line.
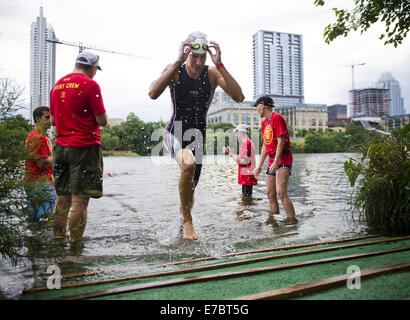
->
[187, 31, 208, 54]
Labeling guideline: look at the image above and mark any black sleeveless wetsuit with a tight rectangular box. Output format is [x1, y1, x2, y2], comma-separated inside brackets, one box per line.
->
[165, 64, 213, 181]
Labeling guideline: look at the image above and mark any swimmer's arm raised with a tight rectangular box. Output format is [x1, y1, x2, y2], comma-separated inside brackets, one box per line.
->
[213, 68, 244, 103]
[149, 41, 191, 99]
[149, 64, 178, 99]
[208, 41, 244, 103]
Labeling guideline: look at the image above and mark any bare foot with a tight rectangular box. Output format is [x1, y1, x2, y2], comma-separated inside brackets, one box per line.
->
[182, 220, 198, 240]
[283, 217, 299, 225]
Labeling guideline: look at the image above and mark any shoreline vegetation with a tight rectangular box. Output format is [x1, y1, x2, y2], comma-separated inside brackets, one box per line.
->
[100, 112, 386, 156]
[102, 150, 138, 157]
[344, 122, 410, 235]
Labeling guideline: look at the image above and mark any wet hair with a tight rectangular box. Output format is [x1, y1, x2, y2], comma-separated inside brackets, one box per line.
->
[33, 106, 49, 123]
[75, 57, 93, 71]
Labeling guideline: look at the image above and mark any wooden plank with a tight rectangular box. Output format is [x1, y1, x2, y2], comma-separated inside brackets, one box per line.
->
[54, 246, 410, 300]
[232, 262, 410, 300]
[25, 235, 410, 294]
[40, 234, 381, 280]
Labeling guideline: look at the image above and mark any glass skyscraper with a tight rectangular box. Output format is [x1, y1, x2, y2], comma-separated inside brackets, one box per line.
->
[30, 7, 56, 122]
[252, 30, 304, 107]
[376, 71, 405, 116]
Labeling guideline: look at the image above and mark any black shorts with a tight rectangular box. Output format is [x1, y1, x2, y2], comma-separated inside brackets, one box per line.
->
[53, 144, 103, 198]
[266, 165, 292, 177]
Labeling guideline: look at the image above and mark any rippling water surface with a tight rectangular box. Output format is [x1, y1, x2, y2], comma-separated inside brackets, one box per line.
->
[1, 153, 365, 298]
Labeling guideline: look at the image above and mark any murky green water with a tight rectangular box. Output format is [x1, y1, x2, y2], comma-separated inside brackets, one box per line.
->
[0, 153, 365, 298]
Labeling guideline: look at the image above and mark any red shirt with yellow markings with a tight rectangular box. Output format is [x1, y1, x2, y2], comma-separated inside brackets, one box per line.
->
[261, 112, 293, 167]
[50, 73, 106, 148]
[24, 128, 53, 183]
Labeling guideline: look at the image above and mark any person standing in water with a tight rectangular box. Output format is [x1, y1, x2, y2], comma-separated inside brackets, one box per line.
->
[149, 31, 244, 240]
[252, 96, 298, 225]
[50, 51, 108, 242]
[24, 106, 57, 221]
[224, 124, 258, 197]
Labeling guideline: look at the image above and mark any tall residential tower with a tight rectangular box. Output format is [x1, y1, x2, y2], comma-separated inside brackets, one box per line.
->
[30, 7, 56, 122]
[252, 30, 304, 107]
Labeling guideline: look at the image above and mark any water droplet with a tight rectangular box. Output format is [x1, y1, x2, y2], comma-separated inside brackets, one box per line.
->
[96, 94, 100, 98]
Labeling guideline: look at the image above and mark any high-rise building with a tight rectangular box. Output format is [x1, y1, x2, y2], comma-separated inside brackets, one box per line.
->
[30, 7, 56, 122]
[376, 71, 405, 116]
[252, 30, 304, 107]
[349, 88, 390, 118]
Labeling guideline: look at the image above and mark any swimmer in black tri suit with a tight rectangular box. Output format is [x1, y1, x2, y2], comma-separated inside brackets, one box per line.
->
[149, 31, 244, 240]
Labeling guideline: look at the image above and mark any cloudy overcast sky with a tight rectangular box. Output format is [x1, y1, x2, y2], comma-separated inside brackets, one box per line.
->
[1, 0, 409, 122]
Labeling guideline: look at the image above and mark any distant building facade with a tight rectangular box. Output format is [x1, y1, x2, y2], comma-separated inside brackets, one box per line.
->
[107, 118, 124, 127]
[208, 91, 326, 133]
[376, 71, 405, 116]
[252, 30, 304, 107]
[328, 104, 347, 120]
[327, 104, 350, 130]
[349, 88, 390, 118]
[382, 114, 410, 132]
[209, 92, 260, 130]
[30, 7, 56, 122]
[276, 104, 327, 133]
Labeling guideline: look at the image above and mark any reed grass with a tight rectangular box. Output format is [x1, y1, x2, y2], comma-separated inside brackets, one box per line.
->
[344, 123, 410, 234]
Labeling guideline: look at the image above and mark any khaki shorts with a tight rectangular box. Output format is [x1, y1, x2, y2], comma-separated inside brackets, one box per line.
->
[53, 144, 103, 198]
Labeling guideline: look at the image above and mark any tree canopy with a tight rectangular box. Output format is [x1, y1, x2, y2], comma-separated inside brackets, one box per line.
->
[314, 0, 410, 47]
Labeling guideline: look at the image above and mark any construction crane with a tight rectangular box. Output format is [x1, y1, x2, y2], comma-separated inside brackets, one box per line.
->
[349, 62, 365, 90]
[46, 37, 150, 60]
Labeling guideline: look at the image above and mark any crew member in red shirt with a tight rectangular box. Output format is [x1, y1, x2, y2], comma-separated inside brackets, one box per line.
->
[252, 96, 298, 225]
[24, 106, 56, 220]
[224, 124, 257, 197]
[50, 51, 108, 242]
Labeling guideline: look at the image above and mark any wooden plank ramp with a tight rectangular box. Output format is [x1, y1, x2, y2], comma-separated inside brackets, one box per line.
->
[53, 246, 410, 300]
[25, 235, 410, 294]
[232, 262, 410, 300]
[39, 234, 381, 280]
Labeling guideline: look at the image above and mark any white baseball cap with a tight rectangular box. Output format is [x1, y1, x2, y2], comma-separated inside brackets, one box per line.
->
[76, 51, 102, 70]
[234, 124, 248, 133]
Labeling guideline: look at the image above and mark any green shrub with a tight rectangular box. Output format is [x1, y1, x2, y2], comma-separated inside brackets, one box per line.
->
[344, 123, 410, 234]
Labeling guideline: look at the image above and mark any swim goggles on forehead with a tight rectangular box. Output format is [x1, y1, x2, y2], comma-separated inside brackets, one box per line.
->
[191, 43, 209, 51]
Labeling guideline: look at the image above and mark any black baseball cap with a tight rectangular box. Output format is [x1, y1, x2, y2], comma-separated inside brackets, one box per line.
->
[253, 95, 275, 107]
